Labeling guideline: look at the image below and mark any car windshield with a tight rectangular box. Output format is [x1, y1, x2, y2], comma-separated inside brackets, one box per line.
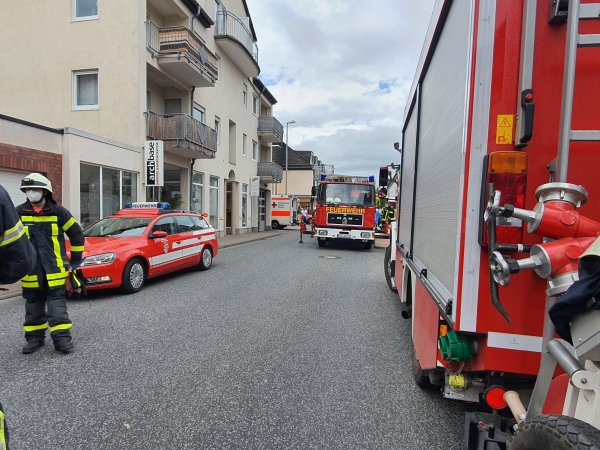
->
[317, 183, 375, 206]
[84, 217, 152, 237]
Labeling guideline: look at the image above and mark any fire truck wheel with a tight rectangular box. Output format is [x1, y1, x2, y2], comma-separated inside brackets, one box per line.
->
[508, 415, 600, 450]
[121, 258, 146, 294]
[272, 220, 280, 229]
[318, 238, 326, 248]
[411, 344, 434, 389]
[199, 246, 213, 271]
[384, 245, 397, 293]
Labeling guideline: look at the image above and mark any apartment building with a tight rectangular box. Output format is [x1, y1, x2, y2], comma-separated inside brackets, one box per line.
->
[273, 145, 329, 209]
[0, 0, 284, 235]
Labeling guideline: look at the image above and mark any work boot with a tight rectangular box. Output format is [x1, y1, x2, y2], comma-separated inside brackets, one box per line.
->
[52, 329, 74, 354]
[54, 339, 74, 354]
[22, 339, 44, 354]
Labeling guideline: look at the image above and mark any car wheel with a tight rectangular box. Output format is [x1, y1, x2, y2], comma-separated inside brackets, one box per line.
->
[199, 246, 212, 271]
[384, 245, 398, 293]
[121, 258, 146, 294]
[272, 220, 280, 229]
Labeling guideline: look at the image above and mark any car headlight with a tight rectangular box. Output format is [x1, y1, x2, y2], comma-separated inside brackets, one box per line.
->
[81, 253, 117, 266]
[319, 230, 328, 236]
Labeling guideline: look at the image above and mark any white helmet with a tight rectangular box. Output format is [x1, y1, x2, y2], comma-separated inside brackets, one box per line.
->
[20, 173, 53, 193]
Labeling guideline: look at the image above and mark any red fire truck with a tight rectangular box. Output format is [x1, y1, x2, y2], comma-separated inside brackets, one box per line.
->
[389, 0, 600, 446]
[312, 174, 376, 249]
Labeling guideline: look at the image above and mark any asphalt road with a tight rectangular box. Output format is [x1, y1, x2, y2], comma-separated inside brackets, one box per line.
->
[0, 231, 467, 449]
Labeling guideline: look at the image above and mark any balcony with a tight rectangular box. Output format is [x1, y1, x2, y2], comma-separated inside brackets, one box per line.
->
[257, 116, 284, 143]
[147, 111, 217, 159]
[146, 22, 219, 88]
[257, 162, 283, 183]
[214, 10, 259, 77]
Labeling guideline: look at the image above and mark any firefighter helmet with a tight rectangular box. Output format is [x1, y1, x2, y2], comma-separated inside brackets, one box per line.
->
[20, 173, 53, 193]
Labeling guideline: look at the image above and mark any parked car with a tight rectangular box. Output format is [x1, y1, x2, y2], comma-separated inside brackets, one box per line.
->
[71, 202, 218, 294]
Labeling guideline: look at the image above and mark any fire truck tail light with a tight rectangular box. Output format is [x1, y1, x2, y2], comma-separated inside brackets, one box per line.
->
[481, 152, 528, 245]
[483, 386, 508, 410]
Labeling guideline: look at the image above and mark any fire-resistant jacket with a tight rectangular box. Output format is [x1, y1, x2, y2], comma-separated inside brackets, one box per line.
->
[0, 184, 36, 284]
[16, 198, 85, 290]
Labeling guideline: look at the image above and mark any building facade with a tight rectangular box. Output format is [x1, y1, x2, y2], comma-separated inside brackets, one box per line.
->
[0, 0, 283, 235]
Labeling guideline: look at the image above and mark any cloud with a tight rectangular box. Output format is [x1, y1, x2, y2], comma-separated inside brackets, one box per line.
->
[246, 0, 437, 175]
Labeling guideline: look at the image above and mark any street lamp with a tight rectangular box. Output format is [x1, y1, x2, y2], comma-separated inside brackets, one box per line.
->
[285, 120, 296, 196]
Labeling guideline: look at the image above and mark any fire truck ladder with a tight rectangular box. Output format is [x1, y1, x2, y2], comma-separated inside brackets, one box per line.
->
[526, 0, 600, 419]
[551, 0, 600, 182]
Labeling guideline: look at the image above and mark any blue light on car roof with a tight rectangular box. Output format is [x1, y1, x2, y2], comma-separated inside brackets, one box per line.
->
[369, 175, 375, 182]
[125, 202, 172, 209]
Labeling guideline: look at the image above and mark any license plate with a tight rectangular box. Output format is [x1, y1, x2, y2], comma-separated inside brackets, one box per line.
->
[339, 234, 351, 239]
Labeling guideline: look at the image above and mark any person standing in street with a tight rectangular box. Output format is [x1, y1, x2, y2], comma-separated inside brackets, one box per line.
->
[0, 182, 37, 450]
[16, 173, 85, 355]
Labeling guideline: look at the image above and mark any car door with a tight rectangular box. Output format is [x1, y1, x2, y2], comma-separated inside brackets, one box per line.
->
[174, 215, 203, 267]
[147, 216, 183, 275]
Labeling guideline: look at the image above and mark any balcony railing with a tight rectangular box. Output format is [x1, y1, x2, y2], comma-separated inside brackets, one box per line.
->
[214, 10, 259, 76]
[147, 111, 217, 159]
[257, 162, 283, 182]
[146, 21, 219, 86]
[257, 116, 284, 142]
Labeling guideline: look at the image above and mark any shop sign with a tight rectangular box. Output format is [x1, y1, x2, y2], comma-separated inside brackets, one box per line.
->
[250, 177, 260, 197]
[144, 140, 164, 187]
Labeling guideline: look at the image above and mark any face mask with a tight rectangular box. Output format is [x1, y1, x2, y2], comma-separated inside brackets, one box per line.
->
[26, 190, 43, 203]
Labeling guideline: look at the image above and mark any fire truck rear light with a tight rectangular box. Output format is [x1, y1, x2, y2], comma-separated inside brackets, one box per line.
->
[488, 151, 527, 174]
[483, 386, 508, 410]
[439, 324, 448, 337]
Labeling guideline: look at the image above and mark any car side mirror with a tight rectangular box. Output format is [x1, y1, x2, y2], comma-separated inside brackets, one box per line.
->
[150, 230, 168, 239]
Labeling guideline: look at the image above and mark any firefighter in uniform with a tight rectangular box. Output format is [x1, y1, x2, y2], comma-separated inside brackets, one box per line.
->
[381, 199, 397, 235]
[17, 173, 85, 355]
[1, 183, 37, 450]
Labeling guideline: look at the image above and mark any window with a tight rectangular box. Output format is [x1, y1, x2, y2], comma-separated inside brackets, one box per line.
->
[73, 0, 98, 20]
[80, 163, 138, 228]
[242, 134, 247, 157]
[191, 215, 209, 230]
[192, 171, 204, 213]
[242, 183, 248, 227]
[73, 70, 99, 110]
[252, 140, 258, 160]
[175, 215, 196, 233]
[243, 83, 247, 107]
[209, 176, 219, 228]
[252, 94, 258, 115]
[153, 217, 177, 235]
[193, 104, 205, 123]
[214, 117, 220, 146]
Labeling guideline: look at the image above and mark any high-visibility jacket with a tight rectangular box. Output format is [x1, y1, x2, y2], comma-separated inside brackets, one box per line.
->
[0, 184, 36, 284]
[382, 205, 396, 222]
[16, 198, 85, 290]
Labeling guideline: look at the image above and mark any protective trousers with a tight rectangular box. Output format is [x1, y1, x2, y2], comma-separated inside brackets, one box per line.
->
[23, 282, 72, 346]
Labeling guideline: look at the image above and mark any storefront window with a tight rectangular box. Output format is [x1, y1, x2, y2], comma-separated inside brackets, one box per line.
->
[209, 176, 219, 229]
[242, 183, 248, 227]
[80, 164, 100, 228]
[80, 163, 138, 228]
[102, 167, 120, 218]
[122, 171, 137, 206]
[192, 171, 204, 213]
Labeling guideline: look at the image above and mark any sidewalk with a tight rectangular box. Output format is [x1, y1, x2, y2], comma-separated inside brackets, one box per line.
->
[0, 228, 288, 301]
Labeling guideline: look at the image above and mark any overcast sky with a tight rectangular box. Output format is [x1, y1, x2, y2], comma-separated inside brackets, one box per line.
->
[245, 0, 437, 176]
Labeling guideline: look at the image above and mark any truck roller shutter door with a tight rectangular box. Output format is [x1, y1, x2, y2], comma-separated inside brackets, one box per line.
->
[412, 0, 474, 303]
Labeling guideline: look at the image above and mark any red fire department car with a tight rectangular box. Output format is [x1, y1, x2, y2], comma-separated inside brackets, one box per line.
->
[74, 202, 218, 294]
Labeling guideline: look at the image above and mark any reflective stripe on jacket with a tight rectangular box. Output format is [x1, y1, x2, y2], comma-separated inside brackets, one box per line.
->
[0, 185, 36, 284]
[17, 199, 84, 290]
